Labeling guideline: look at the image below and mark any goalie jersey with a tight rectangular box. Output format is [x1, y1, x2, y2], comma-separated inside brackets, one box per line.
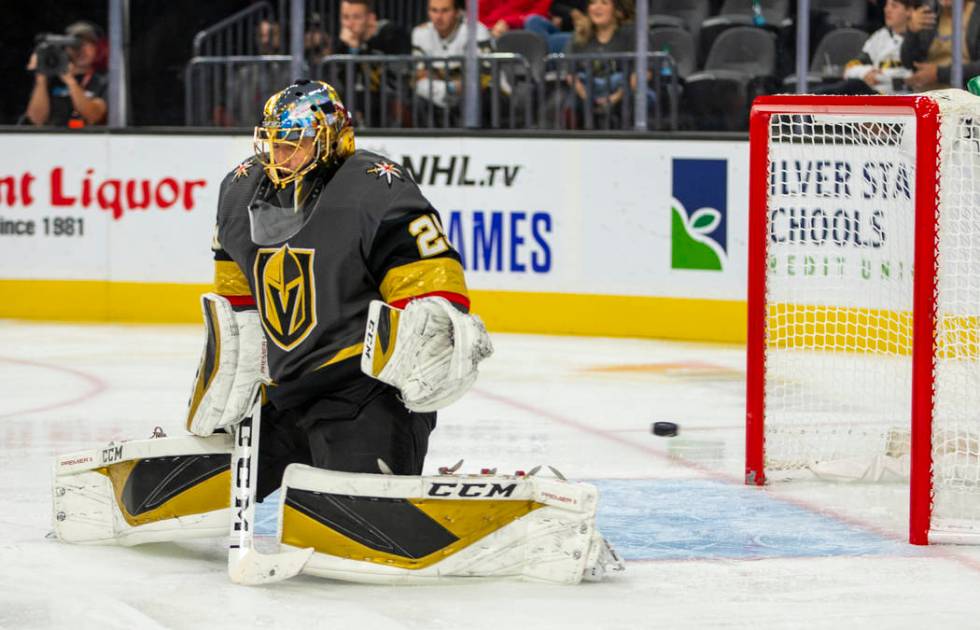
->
[211, 149, 469, 413]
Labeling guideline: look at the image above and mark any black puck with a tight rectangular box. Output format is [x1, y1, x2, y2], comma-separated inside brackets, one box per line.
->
[652, 421, 679, 437]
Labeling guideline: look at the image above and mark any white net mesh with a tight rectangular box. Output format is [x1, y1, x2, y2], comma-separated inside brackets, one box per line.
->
[764, 112, 916, 474]
[932, 92, 980, 537]
[761, 91, 980, 540]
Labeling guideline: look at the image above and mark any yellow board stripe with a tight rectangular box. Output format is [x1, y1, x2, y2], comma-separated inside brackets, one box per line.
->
[281, 499, 542, 570]
[213, 260, 252, 297]
[0, 279, 746, 342]
[379, 258, 469, 304]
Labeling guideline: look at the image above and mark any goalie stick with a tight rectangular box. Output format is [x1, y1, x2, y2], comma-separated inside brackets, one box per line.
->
[228, 384, 313, 585]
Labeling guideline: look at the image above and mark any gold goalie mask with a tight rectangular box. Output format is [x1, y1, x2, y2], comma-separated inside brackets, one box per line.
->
[252, 80, 356, 189]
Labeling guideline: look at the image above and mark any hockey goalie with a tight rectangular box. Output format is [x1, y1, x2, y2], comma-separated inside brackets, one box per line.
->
[51, 80, 623, 585]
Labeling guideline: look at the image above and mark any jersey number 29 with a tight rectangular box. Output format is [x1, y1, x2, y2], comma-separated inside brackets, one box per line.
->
[409, 214, 451, 257]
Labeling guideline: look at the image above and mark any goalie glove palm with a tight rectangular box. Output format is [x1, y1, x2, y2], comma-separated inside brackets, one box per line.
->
[362, 297, 493, 412]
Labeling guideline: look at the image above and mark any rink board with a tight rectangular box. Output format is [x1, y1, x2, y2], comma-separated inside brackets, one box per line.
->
[0, 132, 747, 341]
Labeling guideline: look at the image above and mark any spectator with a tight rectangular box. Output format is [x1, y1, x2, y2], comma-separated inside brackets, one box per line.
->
[217, 19, 290, 127]
[819, 0, 915, 95]
[525, 1, 587, 54]
[24, 21, 108, 127]
[902, 0, 980, 91]
[479, 0, 554, 39]
[335, 0, 412, 55]
[305, 13, 333, 67]
[412, 0, 493, 112]
[257, 17, 281, 54]
[333, 0, 413, 127]
[568, 0, 638, 117]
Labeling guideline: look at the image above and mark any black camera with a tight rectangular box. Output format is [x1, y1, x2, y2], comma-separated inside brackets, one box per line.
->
[33, 34, 80, 77]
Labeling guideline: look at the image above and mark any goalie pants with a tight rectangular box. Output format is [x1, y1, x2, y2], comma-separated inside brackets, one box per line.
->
[256, 386, 436, 499]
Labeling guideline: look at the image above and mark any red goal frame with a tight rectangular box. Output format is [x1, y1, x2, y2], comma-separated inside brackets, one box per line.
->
[744, 95, 941, 545]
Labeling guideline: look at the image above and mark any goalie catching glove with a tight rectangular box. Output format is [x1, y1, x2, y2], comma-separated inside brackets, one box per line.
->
[186, 293, 269, 436]
[362, 297, 492, 412]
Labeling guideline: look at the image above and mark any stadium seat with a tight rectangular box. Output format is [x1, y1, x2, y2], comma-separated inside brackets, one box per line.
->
[496, 30, 548, 83]
[697, 0, 785, 67]
[782, 27, 869, 91]
[717, 0, 789, 24]
[703, 26, 776, 77]
[649, 0, 710, 42]
[681, 70, 752, 130]
[681, 27, 777, 131]
[650, 27, 696, 79]
[811, 0, 868, 28]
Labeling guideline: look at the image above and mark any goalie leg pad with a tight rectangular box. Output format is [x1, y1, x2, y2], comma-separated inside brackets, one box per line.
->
[271, 464, 623, 584]
[53, 433, 233, 545]
[186, 293, 268, 436]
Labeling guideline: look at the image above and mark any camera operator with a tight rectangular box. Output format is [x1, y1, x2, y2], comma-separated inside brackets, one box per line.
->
[24, 22, 108, 127]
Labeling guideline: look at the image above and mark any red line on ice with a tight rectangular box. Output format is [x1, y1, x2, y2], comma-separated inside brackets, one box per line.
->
[0, 356, 108, 420]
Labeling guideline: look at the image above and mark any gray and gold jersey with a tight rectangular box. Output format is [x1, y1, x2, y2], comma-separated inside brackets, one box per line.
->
[211, 150, 469, 411]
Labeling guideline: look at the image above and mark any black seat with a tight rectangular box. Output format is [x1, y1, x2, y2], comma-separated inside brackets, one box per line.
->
[698, 0, 785, 67]
[496, 30, 548, 83]
[704, 26, 776, 77]
[717, 0, 789, 24]
[783, 27, 869, 91]
[681, 27, 777, 131]
[682, 70, 752, 130]
[812, 0, 868, 27]
[650, 27, 696, 78]
[649, 0, 710, 42]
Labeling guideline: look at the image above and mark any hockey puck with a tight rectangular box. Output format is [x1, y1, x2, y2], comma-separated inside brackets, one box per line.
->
[652, 421, 679, 437]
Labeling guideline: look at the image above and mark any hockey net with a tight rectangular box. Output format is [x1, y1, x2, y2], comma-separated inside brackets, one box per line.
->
[745, 91, 980, 544]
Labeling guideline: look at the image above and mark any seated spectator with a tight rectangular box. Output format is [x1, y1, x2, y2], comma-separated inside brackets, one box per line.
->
[818, 0, 914, 95]
[257, 17, 281, 54]
[568, 0, 640, 116]
[333, 0, 413, 127]
[903, 0, 980, 91]
[412, 0, 493, 112]
[525, 1, 586, 54]
[479, 0, 554, 39]
[335, 0, 412, 55]
[215, 19, 290, 126]
[24, 21, 108, 127]
[305, 13, 333, 67]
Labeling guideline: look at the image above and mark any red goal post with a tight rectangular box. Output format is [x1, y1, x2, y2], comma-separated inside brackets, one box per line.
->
[745, 92, 980, 545]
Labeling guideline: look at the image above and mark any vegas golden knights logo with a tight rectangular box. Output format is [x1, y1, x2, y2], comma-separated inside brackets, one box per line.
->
[253, 245, 317, 351]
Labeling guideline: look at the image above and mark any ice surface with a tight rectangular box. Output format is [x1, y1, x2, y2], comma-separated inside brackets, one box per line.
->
[3, 321, 980, 629]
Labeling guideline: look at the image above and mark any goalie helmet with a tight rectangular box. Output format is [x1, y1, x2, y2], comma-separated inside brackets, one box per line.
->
[253, 80, 355, 188]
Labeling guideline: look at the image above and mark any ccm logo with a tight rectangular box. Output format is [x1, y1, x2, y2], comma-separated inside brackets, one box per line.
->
[233, 420, 253, 533]
[427, 482, 517, 498]
[363, 320, 376, 360]
[101, 445, 123, 465]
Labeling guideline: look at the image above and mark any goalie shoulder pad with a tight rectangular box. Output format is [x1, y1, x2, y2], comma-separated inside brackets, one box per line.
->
[361, 297, 493, 412]
[186, 293, 268, 436]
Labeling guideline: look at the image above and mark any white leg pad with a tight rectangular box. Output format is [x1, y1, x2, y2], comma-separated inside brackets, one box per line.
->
[53, 433, 233, 546]
[276, 465, 624, 584]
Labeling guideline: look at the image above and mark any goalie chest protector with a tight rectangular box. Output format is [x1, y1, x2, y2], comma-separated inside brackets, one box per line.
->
[215, 150, 432, 408]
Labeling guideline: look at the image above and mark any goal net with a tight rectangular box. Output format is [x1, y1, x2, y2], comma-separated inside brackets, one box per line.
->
[745, 91, 980, 544]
